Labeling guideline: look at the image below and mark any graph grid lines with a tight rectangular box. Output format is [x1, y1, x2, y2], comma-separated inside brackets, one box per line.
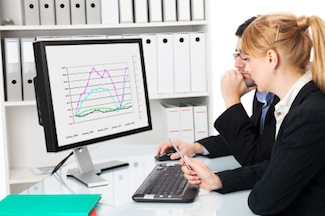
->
[65, 62, 134, 124]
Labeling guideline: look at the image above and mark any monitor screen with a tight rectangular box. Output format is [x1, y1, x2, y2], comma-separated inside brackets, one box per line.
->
[33, 39, 152, 187]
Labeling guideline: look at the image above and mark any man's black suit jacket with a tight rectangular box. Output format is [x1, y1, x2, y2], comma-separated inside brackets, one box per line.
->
[198, 91, 279, 166]
[216, 82, 325, 215]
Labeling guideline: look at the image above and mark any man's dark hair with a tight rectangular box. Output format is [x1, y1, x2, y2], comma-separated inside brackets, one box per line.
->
[235, 16, 259, 37]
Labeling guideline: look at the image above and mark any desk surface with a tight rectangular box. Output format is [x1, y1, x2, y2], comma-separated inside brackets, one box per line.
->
[22, 143, 257, 216]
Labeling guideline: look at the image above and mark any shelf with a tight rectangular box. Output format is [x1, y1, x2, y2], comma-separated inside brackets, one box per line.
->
[4, 92, 209, 107]
[149, 92, 209, 99]
[0, 21, 207, 31]
[4, 101, 36, 107]
[9, 168, 48, 184]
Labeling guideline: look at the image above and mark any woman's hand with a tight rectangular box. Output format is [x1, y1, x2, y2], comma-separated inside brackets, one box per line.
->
[181, 156, 223, 191]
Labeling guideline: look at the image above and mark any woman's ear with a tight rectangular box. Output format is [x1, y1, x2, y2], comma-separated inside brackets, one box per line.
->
[268, 49, 279, 69]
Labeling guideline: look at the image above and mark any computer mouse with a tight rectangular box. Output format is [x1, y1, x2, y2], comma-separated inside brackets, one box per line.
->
[154, 147, 176, 161]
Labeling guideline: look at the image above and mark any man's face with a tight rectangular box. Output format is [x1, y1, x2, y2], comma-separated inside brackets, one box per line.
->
[234, 38, 256, 87]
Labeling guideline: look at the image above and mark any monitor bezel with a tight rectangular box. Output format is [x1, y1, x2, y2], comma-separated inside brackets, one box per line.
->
[33, 39, 152, 152]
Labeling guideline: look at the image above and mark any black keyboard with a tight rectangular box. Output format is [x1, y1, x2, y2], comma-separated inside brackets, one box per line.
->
[132, 163, 199, 203]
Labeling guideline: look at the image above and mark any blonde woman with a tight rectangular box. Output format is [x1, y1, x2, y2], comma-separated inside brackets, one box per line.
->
[181, 12, 325, 215]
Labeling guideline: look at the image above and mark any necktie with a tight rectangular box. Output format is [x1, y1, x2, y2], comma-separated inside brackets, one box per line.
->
[259, 92, 274, 134]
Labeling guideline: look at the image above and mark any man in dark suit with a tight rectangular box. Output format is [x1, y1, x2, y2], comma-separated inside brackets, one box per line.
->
[157, 16, 279, 166]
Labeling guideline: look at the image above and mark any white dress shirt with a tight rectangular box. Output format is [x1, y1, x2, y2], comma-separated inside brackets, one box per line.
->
[274, 71, 312, 138]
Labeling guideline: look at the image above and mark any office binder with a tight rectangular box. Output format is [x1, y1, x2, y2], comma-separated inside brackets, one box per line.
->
[21, 38, 37, 101]
[119, 0, 134, 23]
[72, 35, 107, 40]
[190, 32, 207, 92]
[177, 0, 191, 21]
[173, 33, 190, 93]
[36, 35, 73, 41]
[0, 194, 101, 216]
[1, 1, 23, 25]
[122, 34, 140, 39]
[148, 0, 162, 22]
[55, 0, 71, 25]
[100, 0, 119, 24]
[36, 35, 57, 41]
[107, 35, 122, 39]
[161, 103, 180, 140]
[40, 0, 56, 25]
[191, 0, 205, 20]
[140, 34, 158, 96]
[134, 0, 148, 23]
[21, 0, 40, 25]
[4, 38, 22, 101]
[179, 104, 195, 142]
[162, 0, 176, 22]
[192, 103, 208, 140]
[71, 0, 86, 24]
[157, 33, 174, 94]
[86, 0, 101, 24]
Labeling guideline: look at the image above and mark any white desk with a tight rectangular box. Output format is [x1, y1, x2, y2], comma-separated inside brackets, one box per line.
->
[22, 143, 258, 216]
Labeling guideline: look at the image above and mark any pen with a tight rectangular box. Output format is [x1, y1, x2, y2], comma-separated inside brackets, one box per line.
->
[168, 138, 192, 170]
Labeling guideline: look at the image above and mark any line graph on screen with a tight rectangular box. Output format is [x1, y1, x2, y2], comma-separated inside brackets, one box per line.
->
[65, 62, 134, 124]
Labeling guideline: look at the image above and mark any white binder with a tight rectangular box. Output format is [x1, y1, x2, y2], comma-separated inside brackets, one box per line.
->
[148, 0, 162, 22]
[4, 38, 22, 101]
[162, 0, 176, 22]
[100, 0, 119, 24]
[119, 0, 134, 23]
[177, 0, 190, 21]
[157, 33, 174, 94]
[192, 103, 208, 141]
[21, 0, 40, 25]
[70, 0, 86, 24]
[40, 0, 56, 25]
[122, 34, 140, 39]
[134, 0, 148, 23]
[36, 35, 72, 40]
[191, 0, 205, 20]
[85, 0, 101, 24]
[21, 38, 37, 101]
[72, 35, 107, 40]
[190, 32, 207, 92]
[107, 35, 122, 39]
[173, 33, 190, 93]
[55, 0, 71, 25]
[140, 34, 158, 96]
[1, 1, 23, 25]
[161, 103, 180, 140]
[179, 104, 194, 142]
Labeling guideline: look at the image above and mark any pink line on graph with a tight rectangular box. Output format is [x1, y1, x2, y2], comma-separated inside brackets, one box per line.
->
[74, 66, 128, 114]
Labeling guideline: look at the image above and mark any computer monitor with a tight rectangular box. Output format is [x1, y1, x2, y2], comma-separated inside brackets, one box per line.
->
[33, 39, 152, 187]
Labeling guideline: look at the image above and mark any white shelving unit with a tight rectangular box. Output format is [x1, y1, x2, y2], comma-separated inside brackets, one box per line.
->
[0, 0, 213, 194]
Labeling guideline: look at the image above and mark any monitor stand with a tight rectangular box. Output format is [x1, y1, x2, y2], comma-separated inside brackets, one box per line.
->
[67, 146, 129, 188]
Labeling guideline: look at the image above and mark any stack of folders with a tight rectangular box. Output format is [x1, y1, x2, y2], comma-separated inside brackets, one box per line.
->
[161, 103, 208, 142]
[3, 35, 112, 102]
[141, 32, 207, 96]
[0, 194, 101, 216]
[4, 38, 36, 102]
[3, 31, 206, 101]
[119, 0, 206, 23]
[21, 0, 101, 25]
[17, 0, 205, 25]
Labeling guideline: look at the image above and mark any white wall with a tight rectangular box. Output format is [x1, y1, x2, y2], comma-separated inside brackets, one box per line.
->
[210, 0, 323, 127]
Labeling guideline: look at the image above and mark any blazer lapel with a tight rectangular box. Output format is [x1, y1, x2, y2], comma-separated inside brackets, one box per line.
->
[289, 81, 319, 111]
